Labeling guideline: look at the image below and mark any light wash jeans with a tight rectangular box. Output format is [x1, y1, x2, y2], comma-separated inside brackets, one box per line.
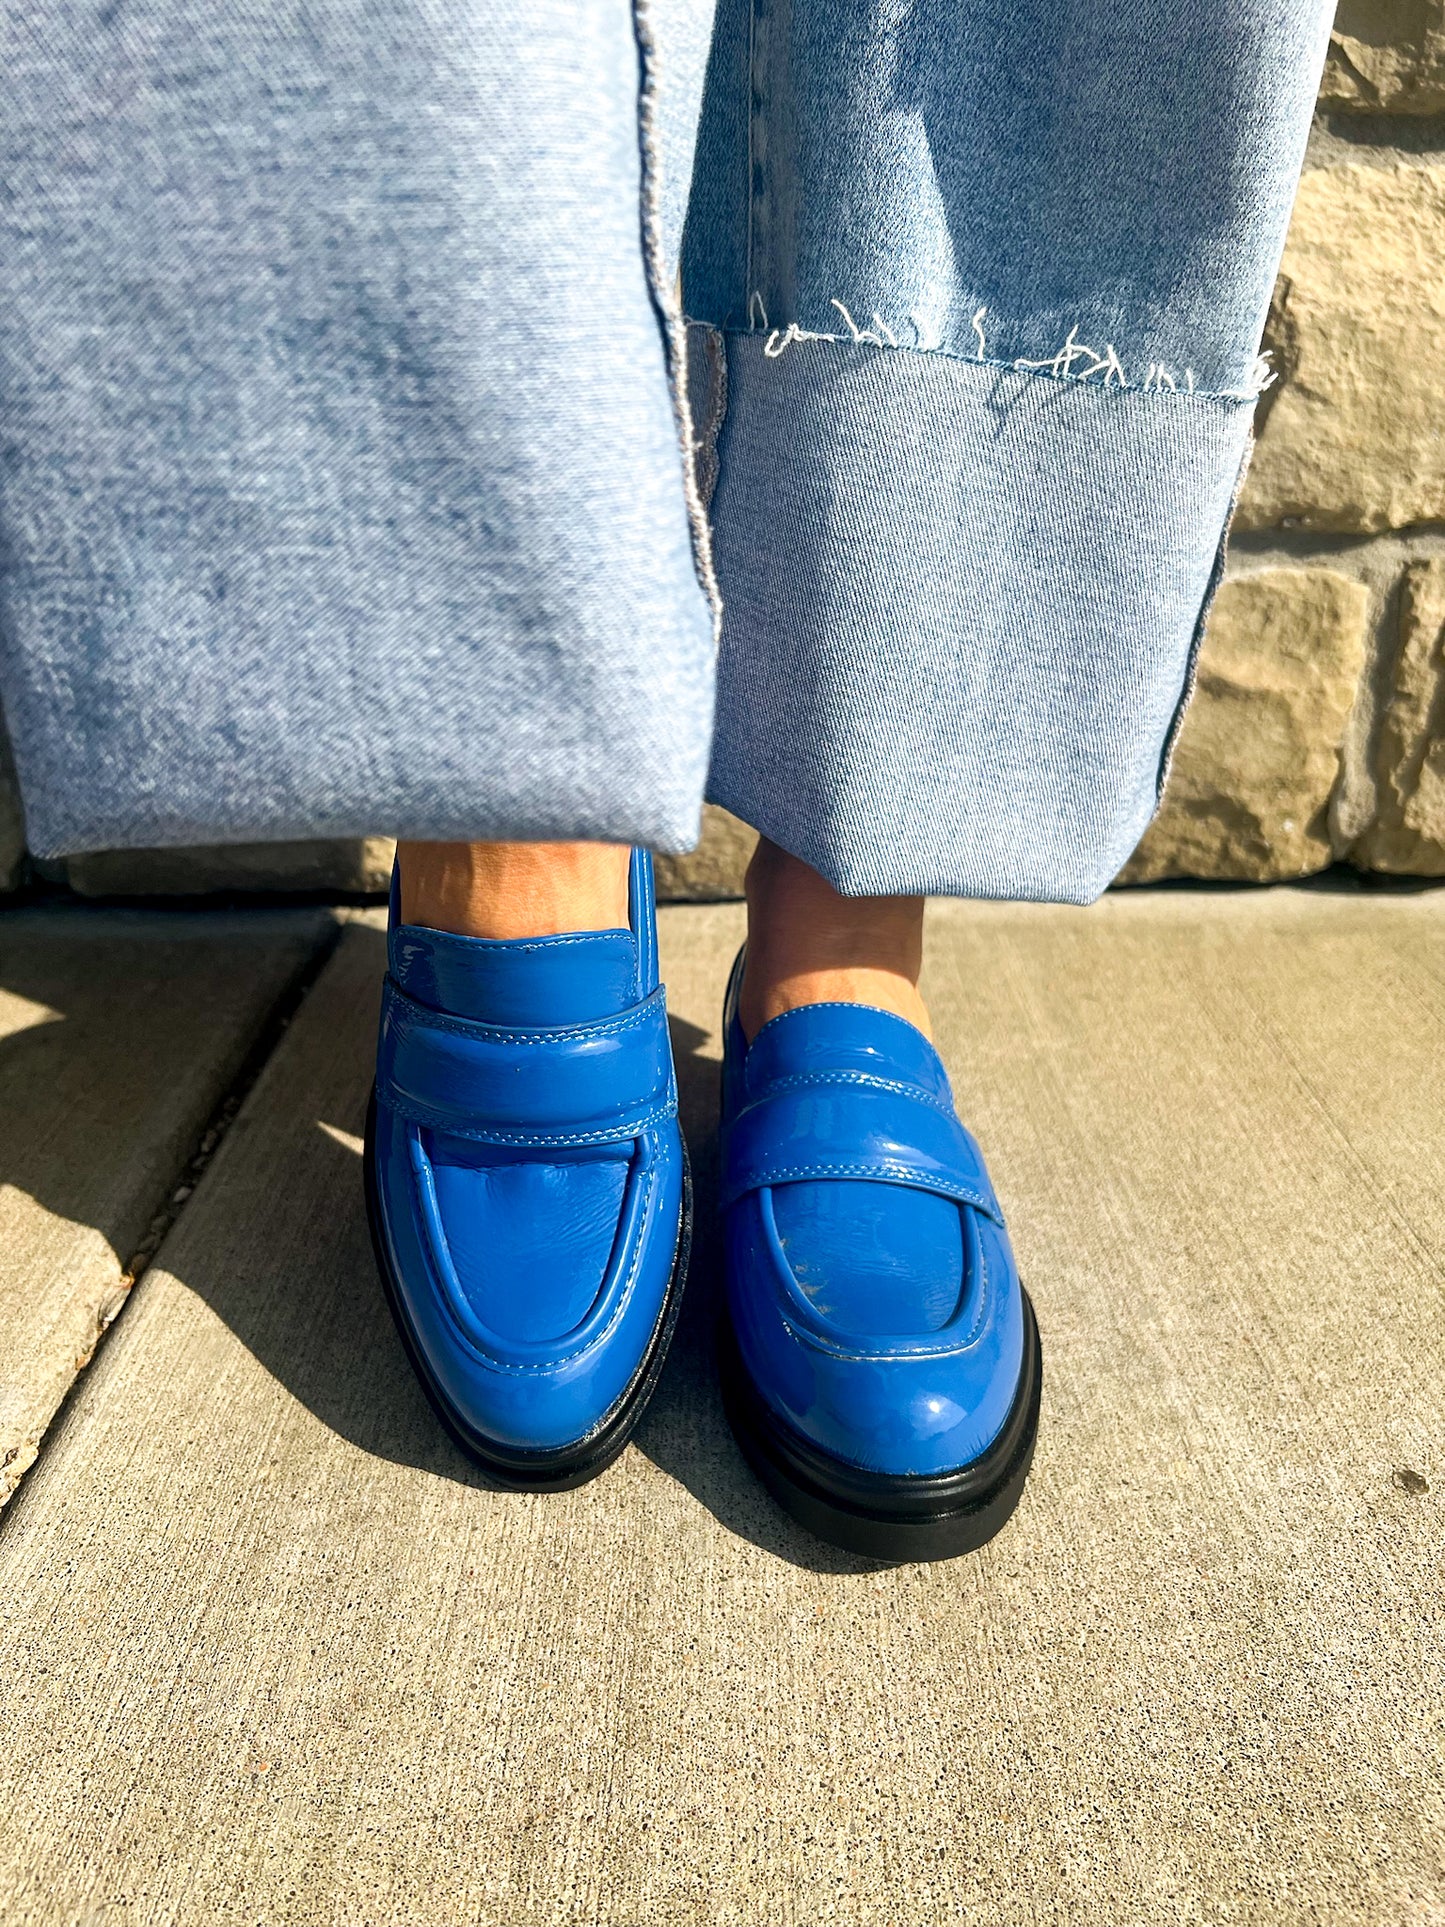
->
[0, 1, 1333, 898]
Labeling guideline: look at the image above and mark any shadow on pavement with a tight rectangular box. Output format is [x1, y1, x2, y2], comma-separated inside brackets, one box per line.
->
[630, 1017, 889, 1574]
[0, 910, 877, 1572]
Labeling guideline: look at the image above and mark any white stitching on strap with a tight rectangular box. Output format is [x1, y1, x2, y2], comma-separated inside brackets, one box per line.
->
[725, 1157, 996, 1216]
[380, 1085, 675, 1147]
[384, 976, 665, 1046]
[748, 1069, 956, 1115]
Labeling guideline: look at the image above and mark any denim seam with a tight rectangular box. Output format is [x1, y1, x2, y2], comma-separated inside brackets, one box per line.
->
[697, 319, 1260, 412]
[631, 0, 723, 634]
[744, 0, 761, 321]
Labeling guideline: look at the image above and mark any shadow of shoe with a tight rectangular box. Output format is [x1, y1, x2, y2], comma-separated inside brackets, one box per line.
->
[1, 909, 890, 1562]
[631, 1013, 893, 1575]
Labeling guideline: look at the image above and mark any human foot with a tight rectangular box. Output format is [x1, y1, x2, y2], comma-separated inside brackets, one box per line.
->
[397, 839, 632, 940]
[738, 837, 931, 1040]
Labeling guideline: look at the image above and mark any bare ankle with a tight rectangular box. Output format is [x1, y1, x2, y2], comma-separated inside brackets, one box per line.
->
[396, 840, 632, 940]
[740, 839, 929, 1041]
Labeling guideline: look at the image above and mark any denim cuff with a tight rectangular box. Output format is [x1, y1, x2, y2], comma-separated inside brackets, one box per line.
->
[692, 323, 1253, 902]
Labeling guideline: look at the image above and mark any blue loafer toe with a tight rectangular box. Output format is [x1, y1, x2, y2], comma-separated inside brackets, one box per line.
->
[365, 850, 690, 1488]
[718, 951, 1040, 1559]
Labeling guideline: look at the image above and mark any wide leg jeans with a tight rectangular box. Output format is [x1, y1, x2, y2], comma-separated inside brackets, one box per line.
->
[0, 0, 1334, 898]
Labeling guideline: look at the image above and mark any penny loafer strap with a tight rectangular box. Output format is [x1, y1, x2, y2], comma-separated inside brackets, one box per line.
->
[375, 977, 675, 1146]
[721, 1076, 1003, 1221]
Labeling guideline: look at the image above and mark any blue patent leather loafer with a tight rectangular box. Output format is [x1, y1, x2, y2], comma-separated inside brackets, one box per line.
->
[718, 950, 1040, 1559]
[364, 849, 690, 1489]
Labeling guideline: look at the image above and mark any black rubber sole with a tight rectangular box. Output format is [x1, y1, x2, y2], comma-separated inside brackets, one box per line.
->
[719, 1290, 1042, 1561]
[364, 1092, 692, 1492]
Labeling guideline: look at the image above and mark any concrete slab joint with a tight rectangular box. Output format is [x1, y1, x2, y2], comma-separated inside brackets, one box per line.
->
[0, 907, 337, 1507]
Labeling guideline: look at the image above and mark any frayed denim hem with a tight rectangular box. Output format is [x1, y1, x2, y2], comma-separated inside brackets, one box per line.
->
[695, 324, 1254, 903]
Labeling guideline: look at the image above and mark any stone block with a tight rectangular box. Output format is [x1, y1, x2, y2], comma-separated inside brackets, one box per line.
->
[1352, 558, 1445, 873]
[1118, 568, 1370, 883]
[1238, 164, 1445, 534]
[1319, 0, 1445, 114]
[59, 839, 396, 898]
[655, 804, 754, 900]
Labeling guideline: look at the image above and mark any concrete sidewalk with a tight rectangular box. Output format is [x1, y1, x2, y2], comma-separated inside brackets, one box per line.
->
[0, 886, 1441, 1925]
[0, 906, 335, 1506]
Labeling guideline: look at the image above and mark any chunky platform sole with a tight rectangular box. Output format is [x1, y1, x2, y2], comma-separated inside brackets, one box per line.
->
[719, 1290, 1042, 1561]
[364, 1093, 692, 1492]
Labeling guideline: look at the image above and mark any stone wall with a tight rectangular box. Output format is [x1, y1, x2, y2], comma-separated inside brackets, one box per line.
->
[2, 4, 1441, 901]
[1124, 11, 1445, 883]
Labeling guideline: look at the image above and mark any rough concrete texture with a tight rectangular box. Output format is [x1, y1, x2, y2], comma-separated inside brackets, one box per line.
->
[0, 907, 332, 1506]
[0, 890, 1440, 1925]
[1320, 0, 1445, 113]
[1120, 569, 1370, 882]
[1355, 558, 1445, 874]
[655, 803, 756, 900]
[1239, 163, 1445, 535]
[57, 837, 398, 898]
